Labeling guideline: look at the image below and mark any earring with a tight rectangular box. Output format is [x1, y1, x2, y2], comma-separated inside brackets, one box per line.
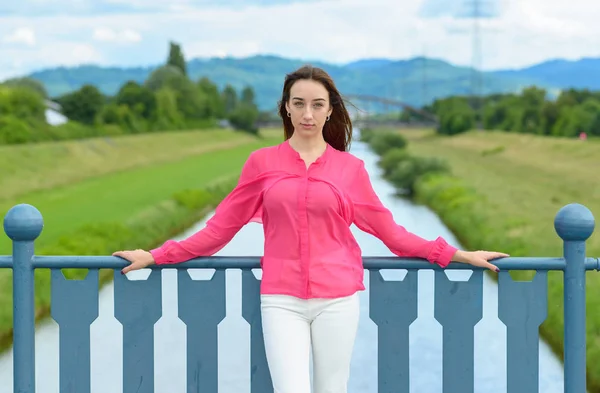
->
[326, 115, 330, 121]
[287, 112, 291, 117]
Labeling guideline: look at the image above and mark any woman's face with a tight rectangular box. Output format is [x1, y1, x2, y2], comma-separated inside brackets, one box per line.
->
[285, 79, 333, 137]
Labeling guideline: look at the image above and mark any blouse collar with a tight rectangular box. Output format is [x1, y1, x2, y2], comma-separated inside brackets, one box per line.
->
[283, 139, 332, 165]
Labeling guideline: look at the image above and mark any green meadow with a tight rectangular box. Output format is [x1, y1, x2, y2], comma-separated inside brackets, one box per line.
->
[0, 127, 283, 352]
[393, 128, 600, 392]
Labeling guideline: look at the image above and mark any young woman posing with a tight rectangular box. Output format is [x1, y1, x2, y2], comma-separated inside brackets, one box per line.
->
[113, 65, 508, 393]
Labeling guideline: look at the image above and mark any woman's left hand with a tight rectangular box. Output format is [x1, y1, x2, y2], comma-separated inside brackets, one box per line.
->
[453, 250, 509, 272]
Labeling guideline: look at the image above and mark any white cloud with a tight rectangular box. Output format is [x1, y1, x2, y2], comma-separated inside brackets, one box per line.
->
[92, 27, 117, 41]
[472, 0, 600, 69]
[0, 0, 599, 81]
[2, 27, 36, 46]
[92, 27, 142, 43]
[0, 41, 103, 79]
[0, 0, 321, 16]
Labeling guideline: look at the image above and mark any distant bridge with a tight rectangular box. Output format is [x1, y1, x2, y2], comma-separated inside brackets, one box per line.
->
[255, 119, 431, 130]
[343, 94, 438, 123]
[261, 94, 438, 128]
[351, 120, 436, 130]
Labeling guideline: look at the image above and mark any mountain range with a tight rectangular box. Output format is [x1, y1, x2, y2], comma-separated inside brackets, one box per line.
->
[17, 54, 600, 111]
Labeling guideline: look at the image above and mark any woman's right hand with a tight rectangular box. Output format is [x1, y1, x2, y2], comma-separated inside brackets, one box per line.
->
[112, 249, 155, 274]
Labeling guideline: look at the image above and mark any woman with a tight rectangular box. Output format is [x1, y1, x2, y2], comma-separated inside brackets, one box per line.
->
[113, 65, 508, 393]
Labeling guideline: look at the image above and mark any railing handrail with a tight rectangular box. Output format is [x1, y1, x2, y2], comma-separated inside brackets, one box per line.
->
[0, 255, 598, 271]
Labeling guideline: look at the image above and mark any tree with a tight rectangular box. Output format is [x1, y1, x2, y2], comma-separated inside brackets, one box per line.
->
[144, 65, 208, 120]
[55, 85, 105, 125]
[518, 86, 546, 134]
[153, 87, 185, 130]
[222, 85, 238, 115]
[228, 86, 260, 134]
[167, 41, 187, 76]
[433, 96, 476, 135]
[1, 77, 48, 98]
[144, 65, 184, 91]
[228, 103, 259, 135]
[0, 85, 46, 122]
[115, 81, 157, 119]
[241, 86, 256, 106]
[198, 77, 225, 118]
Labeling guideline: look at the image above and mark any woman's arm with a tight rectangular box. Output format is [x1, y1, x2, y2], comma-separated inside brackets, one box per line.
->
[349, 160, 458, 267]
[148, 151, 264, 264]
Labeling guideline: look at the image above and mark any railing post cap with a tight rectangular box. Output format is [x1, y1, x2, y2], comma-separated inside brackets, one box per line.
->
[554, 203, 595, 241]
[3, 204, 44, 241]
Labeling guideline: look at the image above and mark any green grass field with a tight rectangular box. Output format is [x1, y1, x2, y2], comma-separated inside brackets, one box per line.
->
[1, 139, 277, 254]
[0, 128, 260, 203]
[1, 128, 283, 253]
[398, 129, 600, 256]
[396, 128, 600, 391]
[0, 127, 284, 352]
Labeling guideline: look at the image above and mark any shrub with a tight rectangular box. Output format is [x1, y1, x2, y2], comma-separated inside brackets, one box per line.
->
[366, 131, 451, 196]
[378, 148, 411, 177]
[228, 102, 259, 135]
[45, 121, 99, 141]
[0, 116, 37, 144]
[369, 132, 407, 155]
[359, 127, 375, 142]
[385, 156, 450, 195]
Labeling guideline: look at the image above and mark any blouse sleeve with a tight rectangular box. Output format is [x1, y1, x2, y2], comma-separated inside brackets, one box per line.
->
[149, 151, 264, 264]
[349, 160, 457, 268]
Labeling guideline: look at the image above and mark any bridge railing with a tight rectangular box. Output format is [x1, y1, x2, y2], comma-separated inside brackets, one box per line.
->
[1, 202, 597, 393]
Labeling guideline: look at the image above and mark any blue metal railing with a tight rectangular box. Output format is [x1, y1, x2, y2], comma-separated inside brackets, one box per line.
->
[1, 202, 597, 393]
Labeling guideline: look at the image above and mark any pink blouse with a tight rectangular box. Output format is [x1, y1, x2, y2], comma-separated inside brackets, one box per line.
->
[150, 140, 458, 299]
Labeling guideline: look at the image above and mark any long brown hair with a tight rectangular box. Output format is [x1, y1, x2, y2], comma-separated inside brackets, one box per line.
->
[278, 64, 353, 152]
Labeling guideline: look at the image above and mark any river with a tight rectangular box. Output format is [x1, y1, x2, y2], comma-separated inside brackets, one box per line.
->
[0, 135, 566, 392]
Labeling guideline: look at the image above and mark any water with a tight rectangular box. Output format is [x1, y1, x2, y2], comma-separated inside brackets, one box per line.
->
[0, 137, 566, 392]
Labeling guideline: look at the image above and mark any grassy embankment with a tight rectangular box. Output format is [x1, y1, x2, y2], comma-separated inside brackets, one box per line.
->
[391, 128, 600, 391]
[0, 127, 283, 353]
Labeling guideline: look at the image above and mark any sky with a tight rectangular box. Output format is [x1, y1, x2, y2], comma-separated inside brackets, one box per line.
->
[0, 0, 599, 81]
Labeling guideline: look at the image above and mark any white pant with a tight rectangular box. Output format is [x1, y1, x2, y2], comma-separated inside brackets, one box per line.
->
[260, 292, 360, 393]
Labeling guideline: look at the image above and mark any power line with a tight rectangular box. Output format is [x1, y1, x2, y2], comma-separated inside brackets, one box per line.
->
[460, 0, 498, 130]
[473, 0, 484, 129]
[422, 45, 428, 110]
